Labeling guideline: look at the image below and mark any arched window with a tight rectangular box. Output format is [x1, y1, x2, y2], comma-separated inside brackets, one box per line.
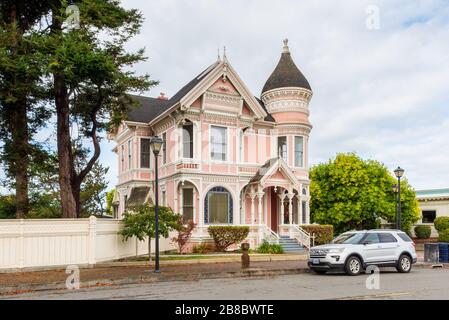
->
[182, 121, 193, 158]
[204, 187, 233, 224]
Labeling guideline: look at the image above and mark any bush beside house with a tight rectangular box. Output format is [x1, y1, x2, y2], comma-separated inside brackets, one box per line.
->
[256, 240, 284, 254]
[207, 226, 249, 252]
[438, 229, 449, 243]
[301, 224, 334, 245]
[434, 217, 449, 233]
[414, 225, 431, 239]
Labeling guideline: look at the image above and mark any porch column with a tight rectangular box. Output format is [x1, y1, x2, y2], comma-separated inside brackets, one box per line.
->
[306, 199, 311, 224]
[287, 192, 294, 226]
[257, 190, 264, 225]
[297, 197, 303, 225]
[257, 190, 265, 244]
[278, 194, 285, 225]
[250, 187, 256, 225]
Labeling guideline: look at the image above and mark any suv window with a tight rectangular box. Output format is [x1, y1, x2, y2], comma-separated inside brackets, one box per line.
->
[397, 232, 413, 242]
[332, 233, 365, 244]
[379, 233, 398, 243]
[363, 233, 380, 244]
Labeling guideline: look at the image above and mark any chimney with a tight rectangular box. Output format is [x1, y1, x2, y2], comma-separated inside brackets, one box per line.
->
[158, 92, 168, 100]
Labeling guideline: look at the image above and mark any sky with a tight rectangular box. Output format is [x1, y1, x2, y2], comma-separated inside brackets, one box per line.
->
[4, 0, 448, 193]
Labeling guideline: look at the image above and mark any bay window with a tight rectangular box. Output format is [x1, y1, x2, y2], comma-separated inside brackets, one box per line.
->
[294, 136, 304, 167]
[278, 136, 287, 160]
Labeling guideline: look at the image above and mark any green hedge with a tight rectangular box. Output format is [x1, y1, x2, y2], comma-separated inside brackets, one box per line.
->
[438, 229, 449, 243]
[256, 240, 284, 254]
[192, 243, 215, 254]
[414, 225, 431, 239]
[301, 224, 334, 245]
[434, 217, 449, 232]
[207, 226, 250, 252]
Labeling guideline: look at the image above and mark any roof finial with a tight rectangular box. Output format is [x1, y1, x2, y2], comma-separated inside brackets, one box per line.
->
[283, 38, 290, 53]
[223, 46, 227, 62]
[217, 48, 221, 62]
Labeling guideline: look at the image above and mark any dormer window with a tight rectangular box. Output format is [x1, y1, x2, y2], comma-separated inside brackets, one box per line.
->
[182, 122, 193, 158]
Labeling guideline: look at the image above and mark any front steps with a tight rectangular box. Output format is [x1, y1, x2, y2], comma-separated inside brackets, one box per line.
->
[278, 236, 306, 254]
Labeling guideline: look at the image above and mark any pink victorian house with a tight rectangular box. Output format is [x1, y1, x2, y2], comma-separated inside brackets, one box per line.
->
[111, 40, 313, 249]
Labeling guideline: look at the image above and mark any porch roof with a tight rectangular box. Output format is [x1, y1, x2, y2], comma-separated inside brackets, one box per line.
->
[249, 157, 300, 189]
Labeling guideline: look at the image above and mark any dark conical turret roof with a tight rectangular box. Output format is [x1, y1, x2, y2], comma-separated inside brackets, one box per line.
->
[262, 39, 311, 94]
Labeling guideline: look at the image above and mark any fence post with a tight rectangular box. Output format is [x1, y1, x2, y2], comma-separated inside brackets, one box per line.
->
[18, 219, 25, 269]
[88, 216, 97, 266]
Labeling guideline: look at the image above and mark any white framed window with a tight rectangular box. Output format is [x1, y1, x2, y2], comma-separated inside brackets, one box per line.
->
[182, 123, 193, 158]
[162, 190, 166, 206]
[278, 136, 287, 160]
[204, 187, 233, 224]
[182, 188, 194, 222]
[294, 136, 304, 167]
[210, 126, 227, 161]
[162, 132, 167, 164]
[239, 129, 244, 162]
[140, 138, 151, 168]
[121, 145, 125, 171]
[128, 139, 132, 170]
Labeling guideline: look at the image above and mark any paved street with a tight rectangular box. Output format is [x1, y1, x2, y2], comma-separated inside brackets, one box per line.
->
[2, 267, 449, 300]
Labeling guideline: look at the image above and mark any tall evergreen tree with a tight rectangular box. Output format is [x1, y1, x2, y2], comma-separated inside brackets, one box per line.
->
[0, 1, 52, 218]
[43, 0, 156, 217]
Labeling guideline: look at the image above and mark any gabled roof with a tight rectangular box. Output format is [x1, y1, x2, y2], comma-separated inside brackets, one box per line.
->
[126, 62, 219, 123]
[262, 40, 311, 94]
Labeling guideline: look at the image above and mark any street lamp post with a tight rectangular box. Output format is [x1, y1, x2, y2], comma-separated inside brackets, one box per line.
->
[394, 166, 405, 230]
[150, 136, 163, 273]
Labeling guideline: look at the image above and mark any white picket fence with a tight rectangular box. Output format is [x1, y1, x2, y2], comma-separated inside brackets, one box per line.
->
[0, 216, 176, 271]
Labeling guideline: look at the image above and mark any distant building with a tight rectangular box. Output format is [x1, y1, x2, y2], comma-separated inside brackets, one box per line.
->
[416, 188, 449, 237]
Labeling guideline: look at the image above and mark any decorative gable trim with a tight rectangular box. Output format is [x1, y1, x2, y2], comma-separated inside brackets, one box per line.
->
[179, 61, 267, 120]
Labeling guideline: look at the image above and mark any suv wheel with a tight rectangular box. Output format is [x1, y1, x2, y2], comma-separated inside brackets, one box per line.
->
[396, 254, 412, 273]
[345, 256, 362, 276]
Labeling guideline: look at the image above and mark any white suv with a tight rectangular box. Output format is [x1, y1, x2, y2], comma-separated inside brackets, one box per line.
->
[308, 230, 417, 275]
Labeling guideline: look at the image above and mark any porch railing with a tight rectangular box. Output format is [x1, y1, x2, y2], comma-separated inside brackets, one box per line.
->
[290, 225, 311, 250]
[261, 225, 280, 244]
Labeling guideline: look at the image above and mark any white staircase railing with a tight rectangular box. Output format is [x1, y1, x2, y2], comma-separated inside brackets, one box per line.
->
[261, 225, 280, 244]
[290, 225, 311, 250]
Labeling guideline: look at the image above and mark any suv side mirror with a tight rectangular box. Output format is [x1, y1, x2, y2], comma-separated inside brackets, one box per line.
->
[363, 241, 372, 245]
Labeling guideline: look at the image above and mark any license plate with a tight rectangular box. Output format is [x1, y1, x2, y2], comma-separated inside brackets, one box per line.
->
[312, 258, 320, 265]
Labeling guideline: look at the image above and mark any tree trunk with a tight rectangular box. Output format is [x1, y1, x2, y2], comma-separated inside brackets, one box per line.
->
[148, 236, 152, 262]
[13, 100, 29, 218]
[54, 72, 77, 218]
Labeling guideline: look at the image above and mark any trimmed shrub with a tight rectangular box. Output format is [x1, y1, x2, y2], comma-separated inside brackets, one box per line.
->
[256, 240, 284, 254]
[301, 224, 334, 245]
[414, 225, 431, 239]
[192, 243, 215, 254]
[438, 229, 449, 243]
[207, 226, 250, 252]
[434, 217, 449, 232]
